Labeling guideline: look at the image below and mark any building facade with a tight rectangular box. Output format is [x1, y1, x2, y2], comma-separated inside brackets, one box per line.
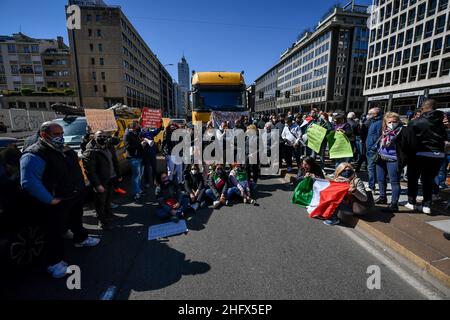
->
[173, 82, 186, 118]
[67, 0, 161, 109]
[159, 62, 174, 117]
[177, 55, 190, 91]
[364, 0, 450, 114]
[254, 2, 369, 114]
[41, 37, 74, 91]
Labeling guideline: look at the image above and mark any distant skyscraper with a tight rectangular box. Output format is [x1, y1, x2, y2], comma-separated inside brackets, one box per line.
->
[178, 55, 190, 90]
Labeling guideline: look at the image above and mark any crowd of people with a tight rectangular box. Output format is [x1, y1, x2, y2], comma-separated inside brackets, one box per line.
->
[0, 98, 448, 279]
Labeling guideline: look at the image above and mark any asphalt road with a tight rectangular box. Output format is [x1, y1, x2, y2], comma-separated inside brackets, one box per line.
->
[1, 176, 427, 300]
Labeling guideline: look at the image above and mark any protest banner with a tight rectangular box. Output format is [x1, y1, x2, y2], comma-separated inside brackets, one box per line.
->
[210, 111, 249, 129]
[148, 220, 189, 240]
[141, 107, 162, 128]
[307, 124, 327, 153]
[85, 109, 118, 132]
[327, 131, 353, 159]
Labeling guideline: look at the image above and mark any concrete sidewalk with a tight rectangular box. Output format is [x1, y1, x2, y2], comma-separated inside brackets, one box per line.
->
[283, 168, 450, 289]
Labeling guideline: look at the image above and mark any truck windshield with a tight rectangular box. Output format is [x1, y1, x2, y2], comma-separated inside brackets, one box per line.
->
[195, 90, 245, 111]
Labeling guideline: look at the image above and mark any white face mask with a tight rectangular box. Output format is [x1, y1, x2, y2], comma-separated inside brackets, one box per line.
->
[387, 123, 399, 130]
[191, 169, 198, 175]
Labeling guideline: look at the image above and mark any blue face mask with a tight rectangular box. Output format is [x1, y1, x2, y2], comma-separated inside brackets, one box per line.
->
[51, 136, 65, 149]
[340, 169, 354, 179]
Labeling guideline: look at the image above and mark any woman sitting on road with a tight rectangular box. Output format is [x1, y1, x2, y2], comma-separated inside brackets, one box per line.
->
[323, 163, 369, 226]
[205, 164, 234, 209]
[183, 164, 206, 212]
[229, 163, 256, 205]
[155, 172, 191, 223]
[294, 156, 325, 186]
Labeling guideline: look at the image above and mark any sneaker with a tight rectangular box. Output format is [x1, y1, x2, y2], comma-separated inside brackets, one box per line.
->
[110, 202, 120, 209]
[114, 188, 127, 195]
[62, 230, 74, 240]
[323, 218, 341, 226]
[366, 188, 374, 193]
[243, 197, 248, 204]
[75, 237, 101, 248]
[375, 197, 388, 205]
[134, 194, 143, 202]
[191, 203, 200, 211]
[47, 261, 69, 279]
[383, 203, 399, 213]
[225, 200, 230, 206]
[249, 198, 256, 205]
[422, 206, 432, 215]
[404, 203, 417, 211]
[213, 201, 221, 209]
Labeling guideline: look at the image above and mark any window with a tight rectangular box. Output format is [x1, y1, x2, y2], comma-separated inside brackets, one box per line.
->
[103, 85, 107, 93]
[91, 57, 95, 65]
[422, 41, 431, 58]
[408, 8, 416, 26]
[389, 36, 396, 50]
[378, 74, 385, 87]
[403, 48, 411, 64]
[382, 39, 388, 53]
[94, 85, 98, 93]
[429, 60, 439, 78]
[445, 35, 450, 53]
[97, 29, 102, 37]
[11, 65, 19, 74]
[406, 28, 413, 45]
[433, 38, 443, 56]
[380, 57, 386, 70]
[101, 72, 105, 80]
[391, 18, 398, 33]
[400, 13, 407, 29]
[98, 44, 103, 52]
[439, 0, 448, 11]
[393, 70, 400, 85]
[100, 58, 104, 66]
[425, 20, 434, 38]
[419, 63, 428, 80]
[400, 68, 408, 83]
[395, 52, 402, 64]
[385, 72, 392, 86]
[436, 15, 446, 34]
[92, 71, 96, 80]
[96, 15, 101, 22]
[384, 22, 391, 37]
[90, 43, 94, 52]
[409, 65, 418, 81]
[88, 29, 92, 37]
[387, 54, 394, 68]
[87, 14, 92, 22]
[417, 3, 426, 21]
[397, 32, 405, 48]
[415, 24, 423, 42]
[441, 58, 450, 76]
[7, 44, 16, 53]
[412, 45, 421, 62]
[31, 45, 39, 53]
[428, 0, 437, 16]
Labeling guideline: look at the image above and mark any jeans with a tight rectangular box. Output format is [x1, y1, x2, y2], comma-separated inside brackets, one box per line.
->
[407, 156, 442, 207]
[367, 151, 377, 190]
[129, 158, 144, 196]
[436, 157, 449, 188]
[143, 155, 157, 187]
[205, 187, 241, 201]
[376, 160, 401, 204]
[284, 146, 300, 168]
[354, 138, 362, 163]
[155, 195, 189, 219]
[166, 155, 183, 184]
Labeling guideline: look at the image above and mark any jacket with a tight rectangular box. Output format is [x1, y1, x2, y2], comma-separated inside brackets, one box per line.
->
[125, 130, 144, 159]
[409, 110, 446, 154]
[82, 140, 120, 187]
[366, 116, 383, 154]
[207, 170, 229, 198]
[184, 170, 205, 194]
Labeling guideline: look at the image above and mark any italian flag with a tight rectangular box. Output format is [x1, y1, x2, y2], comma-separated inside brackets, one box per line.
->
[292, 177, 349, 220]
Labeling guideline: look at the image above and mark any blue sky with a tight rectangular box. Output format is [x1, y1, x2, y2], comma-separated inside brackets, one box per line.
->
[0, 0, 372, 84]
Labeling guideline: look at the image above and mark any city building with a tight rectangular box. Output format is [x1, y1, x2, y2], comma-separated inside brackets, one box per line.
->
[0, 33, 77, 110]
[177, 55, 190, 91]
[247, 84, 255, 113]
[173, 82, 186, 118]
[364, 0, 450, 114]
[254, 1, 369, 114]
[159, 62, 174, 117]
[67, 0, 161, 109]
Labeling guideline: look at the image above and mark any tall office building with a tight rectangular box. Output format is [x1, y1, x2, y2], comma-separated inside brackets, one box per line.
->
[364, 0, 450, 113]
[177, 55, 190, 90]
[67, 0, 162, 109]
[255, 1, 369, 114]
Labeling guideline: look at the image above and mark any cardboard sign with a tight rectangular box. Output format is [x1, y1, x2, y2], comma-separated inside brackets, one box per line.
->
[85, 109, 118, 132]
[148, 220, 188, 240]
[141, 107, 162, 128]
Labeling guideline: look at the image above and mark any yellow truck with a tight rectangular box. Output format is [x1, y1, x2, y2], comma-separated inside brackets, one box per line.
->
[191, 71, 247, 124]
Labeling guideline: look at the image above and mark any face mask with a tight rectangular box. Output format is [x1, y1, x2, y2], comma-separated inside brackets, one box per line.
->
[387, 123, 399, 130]
[216, 168, 223, 175]
[50, 136, 65, 149]
[97, 137, 108, 145]
[191, 169, 198, 175]
[340, 169, 354, 179]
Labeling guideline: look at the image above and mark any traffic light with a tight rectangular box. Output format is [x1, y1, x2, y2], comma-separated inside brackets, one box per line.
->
[275, 90, 281, 98]
[259, 91, 264, 99]
[285, 91, 291, 99]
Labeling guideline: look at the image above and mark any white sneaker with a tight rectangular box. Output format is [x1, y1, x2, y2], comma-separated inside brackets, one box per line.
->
[47, 261, 69, 279]
[74, 237, 101, 248]
[213, 201, 221, 209]
[404, 203, 417, 211]
[422, 206, 432, 215]
[191, 203, 200, 211]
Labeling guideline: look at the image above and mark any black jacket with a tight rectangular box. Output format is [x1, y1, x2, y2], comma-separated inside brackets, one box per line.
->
[207, 170, 229, 198]
[82, 140, 120, 187]
[184, 170, 205, 194]
[125, 130, 144, 159]
[409, 110, 447, 154]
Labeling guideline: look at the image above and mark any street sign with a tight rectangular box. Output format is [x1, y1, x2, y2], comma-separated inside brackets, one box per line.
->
[148, 220, 189, 240]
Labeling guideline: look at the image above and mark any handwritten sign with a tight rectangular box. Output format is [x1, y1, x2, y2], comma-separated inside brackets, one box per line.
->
[85, 109, 118, 132]
[148, 220, 188, 240]
[141, 107, 162, 128]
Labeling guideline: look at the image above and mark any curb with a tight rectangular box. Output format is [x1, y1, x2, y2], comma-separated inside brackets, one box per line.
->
[356, 219, 450, 289]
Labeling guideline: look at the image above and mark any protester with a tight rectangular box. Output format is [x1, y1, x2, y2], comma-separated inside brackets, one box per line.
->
[282, 116, 301, 173]
[317, 112, 333, 168]
[333, 113, 354, 167]
[324, 163, 368, 226]
[229, 163, 256, 205]
[125, 120, 145, 202]
[294, 156, 325, 185]
[183, 164, 206, 211]
[206, 164, 233, 209]
[365, 107, 383, 192]
[155, 172, 190, 222]
[83, 131, 121, 230]
[140, 124, 164, 188]
[20, 122, 99, 279]
[245, 124, 260, 186]
[404, 99, 447, 215]
[347, 112, 360, 162]
[374, 112, 403, 212]
[163, 123, 183, 185]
